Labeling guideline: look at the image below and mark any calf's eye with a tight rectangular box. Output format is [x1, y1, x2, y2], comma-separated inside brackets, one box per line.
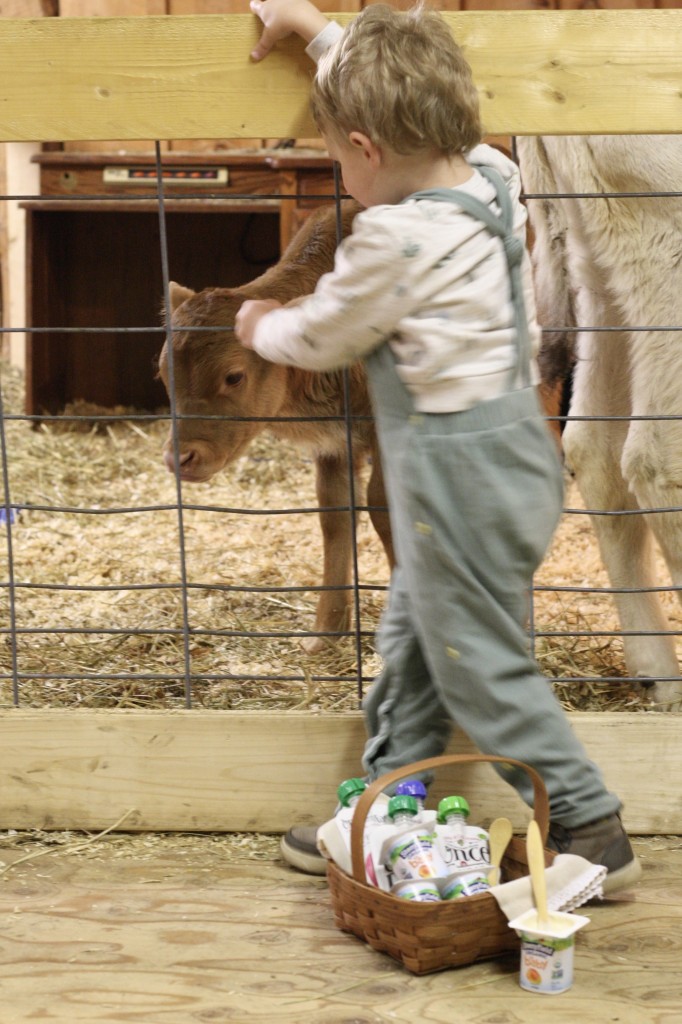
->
[225, 372, 244, 387]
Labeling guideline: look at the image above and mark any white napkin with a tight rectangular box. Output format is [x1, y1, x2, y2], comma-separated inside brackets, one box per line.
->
[489, 853, 606, 921]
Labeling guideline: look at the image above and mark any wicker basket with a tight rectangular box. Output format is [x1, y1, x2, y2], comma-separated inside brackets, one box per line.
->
[326, 753, 554, 975]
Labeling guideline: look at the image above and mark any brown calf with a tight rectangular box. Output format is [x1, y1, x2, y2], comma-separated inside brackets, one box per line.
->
[158, 202, 395, 653]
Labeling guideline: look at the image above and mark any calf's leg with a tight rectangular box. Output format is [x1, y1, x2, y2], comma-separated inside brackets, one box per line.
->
[366, 443, 395, 569]
[302, 451, 357, 654]
[303, 447, 394, 654]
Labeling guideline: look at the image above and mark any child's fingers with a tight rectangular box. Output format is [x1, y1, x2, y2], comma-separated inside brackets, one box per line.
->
[250, 38, 272, 62]
[249, 0, 276, 61]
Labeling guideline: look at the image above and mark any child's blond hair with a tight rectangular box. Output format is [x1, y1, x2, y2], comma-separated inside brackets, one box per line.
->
[311, 3, 482, 156]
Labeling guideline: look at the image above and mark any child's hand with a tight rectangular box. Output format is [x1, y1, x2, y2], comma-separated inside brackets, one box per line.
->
[249, 0, 330, 61]
[235, 298, 282, 349]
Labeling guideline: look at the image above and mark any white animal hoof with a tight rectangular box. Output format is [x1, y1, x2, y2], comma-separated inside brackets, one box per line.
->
[301, 635, 334, 655]
[635, 677, 682, 711]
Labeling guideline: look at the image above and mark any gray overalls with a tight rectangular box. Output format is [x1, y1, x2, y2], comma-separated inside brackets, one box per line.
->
[361, 167, 619, 827]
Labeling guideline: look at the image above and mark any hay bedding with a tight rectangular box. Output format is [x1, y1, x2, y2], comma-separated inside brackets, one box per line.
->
[0, 359, 676, 714]
[0, 823, 281, 873]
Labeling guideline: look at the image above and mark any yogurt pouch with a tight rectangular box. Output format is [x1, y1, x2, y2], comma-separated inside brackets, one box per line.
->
[436, 822, 491, 876]
[317, 793, 391, 883]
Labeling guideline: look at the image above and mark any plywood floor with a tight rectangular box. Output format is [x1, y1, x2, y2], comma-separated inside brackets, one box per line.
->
[0, 834, 680, 1024]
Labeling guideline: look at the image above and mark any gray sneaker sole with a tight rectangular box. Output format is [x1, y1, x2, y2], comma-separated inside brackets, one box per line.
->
[601, 854, 643, 895]
[279, 834, 328, 875]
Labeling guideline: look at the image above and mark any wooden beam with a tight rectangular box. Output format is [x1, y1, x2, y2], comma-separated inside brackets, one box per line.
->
[1, 142, 40, 369]
[0, 710, 678, 834]
[0, 144, 5, 358]
[0, 11, 680, 142]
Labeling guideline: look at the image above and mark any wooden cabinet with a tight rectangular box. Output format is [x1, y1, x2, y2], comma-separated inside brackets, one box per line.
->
[24, 150, 337, 413]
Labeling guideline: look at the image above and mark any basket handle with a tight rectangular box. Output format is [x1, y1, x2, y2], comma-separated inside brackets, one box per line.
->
[349, 753, 549, 884]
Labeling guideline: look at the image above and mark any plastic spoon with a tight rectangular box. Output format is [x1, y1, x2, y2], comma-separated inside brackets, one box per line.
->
[488, 816, 513, 886]
[526, 819, 550, 928]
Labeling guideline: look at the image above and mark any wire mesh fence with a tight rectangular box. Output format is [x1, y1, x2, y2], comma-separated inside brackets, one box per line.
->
[1, 137, 681, 712]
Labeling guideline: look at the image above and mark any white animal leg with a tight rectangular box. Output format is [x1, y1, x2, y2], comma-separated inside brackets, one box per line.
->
[564, 320, 680, 705]
[521, 133, 682, 708]
[619, 335, 682, 706]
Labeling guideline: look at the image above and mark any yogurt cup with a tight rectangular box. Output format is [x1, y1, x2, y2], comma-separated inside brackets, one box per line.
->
[508, 908, 590, 994]
[391, 879, 442, 902]
[440, 870, 490, 900]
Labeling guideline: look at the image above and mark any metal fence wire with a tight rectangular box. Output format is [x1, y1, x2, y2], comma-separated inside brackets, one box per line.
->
[1, 139, 681, 711]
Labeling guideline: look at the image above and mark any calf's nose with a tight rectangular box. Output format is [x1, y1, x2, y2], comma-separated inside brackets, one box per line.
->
[163, 447, 196, 474]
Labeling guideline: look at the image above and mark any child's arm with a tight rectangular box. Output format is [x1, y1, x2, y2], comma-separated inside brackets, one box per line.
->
[249, 0, 331, 61]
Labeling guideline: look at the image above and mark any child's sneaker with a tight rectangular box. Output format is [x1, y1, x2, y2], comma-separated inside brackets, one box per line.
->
[547, 813, 642, 894]
[280, 826, 327, 875]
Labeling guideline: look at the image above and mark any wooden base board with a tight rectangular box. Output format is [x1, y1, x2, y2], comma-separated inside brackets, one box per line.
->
[0, 836, 679, 1023]
[0, 710, 679, 834]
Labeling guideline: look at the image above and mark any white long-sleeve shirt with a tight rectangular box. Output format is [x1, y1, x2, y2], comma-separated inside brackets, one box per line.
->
[251, 23, 540, 414]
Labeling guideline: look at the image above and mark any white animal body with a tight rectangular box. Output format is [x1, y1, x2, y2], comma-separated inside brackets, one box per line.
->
[517, 135, 682, 708]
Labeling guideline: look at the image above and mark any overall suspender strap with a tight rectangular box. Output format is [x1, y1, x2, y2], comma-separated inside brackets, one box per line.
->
[404, 166, 532, 389]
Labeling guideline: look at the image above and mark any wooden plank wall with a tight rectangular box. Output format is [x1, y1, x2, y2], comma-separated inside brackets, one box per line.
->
[2, 711, 680, 834]
[0, 8, 680, 832]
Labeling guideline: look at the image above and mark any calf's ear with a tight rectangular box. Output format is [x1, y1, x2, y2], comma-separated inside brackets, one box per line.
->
[169, 281, 196, 312]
